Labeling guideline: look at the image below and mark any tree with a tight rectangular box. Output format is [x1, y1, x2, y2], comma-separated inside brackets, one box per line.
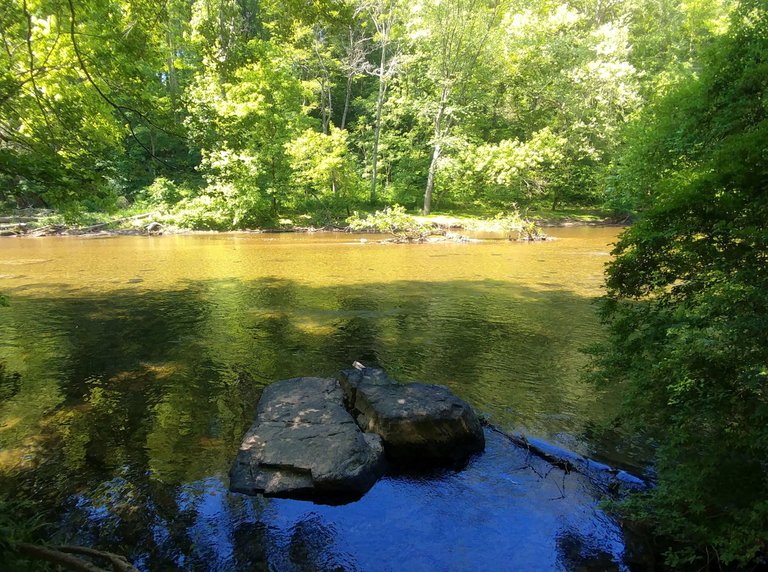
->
[413, 0, 502, 214]
[592, 1, 768, 567]
[185, 39, 312, 222]
[0, 0, 124, 207]
[362, 0, 399, 204]
[286, 125, 362, 210]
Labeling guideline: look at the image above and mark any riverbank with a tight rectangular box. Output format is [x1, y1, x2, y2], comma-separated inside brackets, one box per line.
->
[0, 207, 627, 238]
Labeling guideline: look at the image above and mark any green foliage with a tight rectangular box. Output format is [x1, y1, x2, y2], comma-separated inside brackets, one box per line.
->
[185, 38, 313, 216]
[142, 177, 184, 207]
[592, 2, 768, 567]
[0, 0, 733, 221]
[0, 495, 48, 570]
[347, 205, 430, 241]
[475, 128, 567, 207]
[166, 182, 274, 229]
[491, 211, 545, 241]
[285, 125, 363, 209]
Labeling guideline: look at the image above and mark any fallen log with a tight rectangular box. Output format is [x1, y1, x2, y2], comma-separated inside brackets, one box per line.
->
[28, 224, 66, 237]
[75, 213, 152, 234]
[481, 420, 648, 495]
[483, 422, 578, 474]
[0, 216, 37, 223]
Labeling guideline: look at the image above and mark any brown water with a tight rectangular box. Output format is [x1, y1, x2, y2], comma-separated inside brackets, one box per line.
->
[0, 227, 644, 570]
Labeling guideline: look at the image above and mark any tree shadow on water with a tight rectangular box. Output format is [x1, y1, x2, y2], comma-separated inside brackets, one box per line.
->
[0, 277, 616, 569]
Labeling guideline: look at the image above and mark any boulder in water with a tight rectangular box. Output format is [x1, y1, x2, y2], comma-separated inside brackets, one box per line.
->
[342, 369, 485, 467]
[229, 377, 386, 503]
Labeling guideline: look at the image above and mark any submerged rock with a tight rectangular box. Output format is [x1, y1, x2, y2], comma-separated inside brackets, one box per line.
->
[229, 377, 386, 503]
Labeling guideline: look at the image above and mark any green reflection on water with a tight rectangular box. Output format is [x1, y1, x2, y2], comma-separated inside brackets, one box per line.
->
[0, 229, 626, 499]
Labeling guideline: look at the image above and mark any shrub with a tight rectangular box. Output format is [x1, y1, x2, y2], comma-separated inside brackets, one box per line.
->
[346, 205, 431, 241]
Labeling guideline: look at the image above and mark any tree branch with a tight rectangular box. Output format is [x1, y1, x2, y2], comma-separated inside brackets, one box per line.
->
[15, 542, 140, 572]
[66, 0, 178, 169]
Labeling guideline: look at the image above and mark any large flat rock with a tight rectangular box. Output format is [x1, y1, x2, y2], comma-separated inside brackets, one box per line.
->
[229, 377, 386, 502]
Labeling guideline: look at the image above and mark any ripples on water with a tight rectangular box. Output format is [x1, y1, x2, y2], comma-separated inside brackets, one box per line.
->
[59, 431, 629, 571]
[0, 228, 642, 569]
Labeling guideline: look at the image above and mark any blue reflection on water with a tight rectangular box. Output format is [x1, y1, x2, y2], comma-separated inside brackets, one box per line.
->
[62, 430, 630, 570]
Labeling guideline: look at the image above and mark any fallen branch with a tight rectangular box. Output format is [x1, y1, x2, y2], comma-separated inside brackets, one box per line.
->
[75, 213, 152, 234]
[484, 422, 578, 474]
[15, 542, 139, 572]
[16, 543, 105, 571]
[28, 224, 66, 237]
[0, 216, 37, 223]
[58, 545, 139, 572]
[482, 420, 649, 496]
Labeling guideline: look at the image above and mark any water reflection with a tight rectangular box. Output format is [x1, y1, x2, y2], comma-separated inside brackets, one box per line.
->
[57, 431, 629, 571]
[0, 230, 639, 568]
[0, 277, 621, 477]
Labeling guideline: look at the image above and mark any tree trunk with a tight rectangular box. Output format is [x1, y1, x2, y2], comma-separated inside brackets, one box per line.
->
[423, 85, 449, 215]
[149, 129, 156, 179]
[341, 76, 352, 130]
[320, 76, 328, 134]
[271, 158, 278, 215]
[166, 22, 179, 116]
[370, 43, 387, 204]
[314, 32, 333, 135]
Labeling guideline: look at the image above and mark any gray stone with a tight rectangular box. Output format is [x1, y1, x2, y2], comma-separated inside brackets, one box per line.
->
[338, 366, 396, 408]
[229, 377, 386, 502]
[351, 381, 485, 467]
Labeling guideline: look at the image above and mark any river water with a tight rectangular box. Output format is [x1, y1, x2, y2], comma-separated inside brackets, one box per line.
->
[0, 227, 645, 570]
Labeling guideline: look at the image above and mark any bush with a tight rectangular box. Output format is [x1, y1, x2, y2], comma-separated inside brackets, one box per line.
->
[491, 210, 545, 240]
[591, 4, 768, 567]
[143, 177, 183, 206]
[346, 205, 431, 241]
[167, 183, 274, 230]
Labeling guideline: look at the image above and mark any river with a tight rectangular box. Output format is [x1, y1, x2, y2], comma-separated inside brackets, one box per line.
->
[0, 227, 646, 570]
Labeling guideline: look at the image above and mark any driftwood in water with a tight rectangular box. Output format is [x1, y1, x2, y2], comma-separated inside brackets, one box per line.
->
[481, 420, 648, 497]
[483, 422, 579, 474]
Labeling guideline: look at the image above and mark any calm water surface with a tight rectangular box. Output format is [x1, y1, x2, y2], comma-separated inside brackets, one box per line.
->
[0, 228, 641, 570]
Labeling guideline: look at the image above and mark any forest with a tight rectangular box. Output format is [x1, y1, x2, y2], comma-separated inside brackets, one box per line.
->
[2, 0, 767, 569]
[0, 0, 731, 227]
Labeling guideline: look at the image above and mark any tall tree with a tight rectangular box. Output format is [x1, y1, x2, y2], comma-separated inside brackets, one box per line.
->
[414, 0, 502, 214]
[363, 0, 399, 204]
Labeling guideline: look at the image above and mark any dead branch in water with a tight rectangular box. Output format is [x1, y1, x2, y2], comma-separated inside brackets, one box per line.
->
[484, 422, 579, 474]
